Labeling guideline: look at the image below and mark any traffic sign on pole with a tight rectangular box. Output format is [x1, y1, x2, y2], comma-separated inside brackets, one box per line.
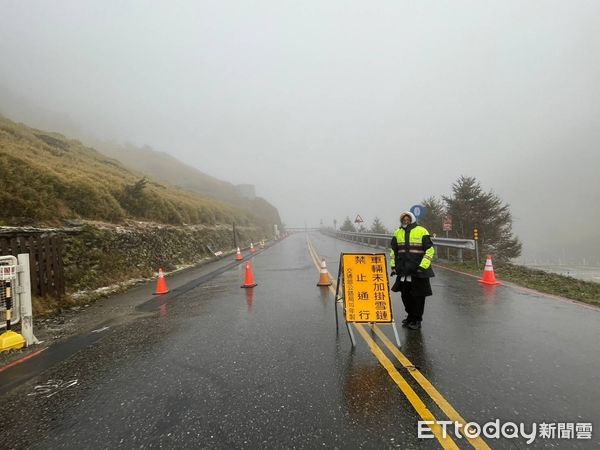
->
[410, 205, 425, 220]
[442, 216, 453, 232]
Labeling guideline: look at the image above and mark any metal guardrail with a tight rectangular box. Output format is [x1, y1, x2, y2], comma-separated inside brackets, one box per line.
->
[321, 229, 475, 249]
[321, 230, 391, 249]
[320, 229, 477, 263]
[429, 237, 475, 250]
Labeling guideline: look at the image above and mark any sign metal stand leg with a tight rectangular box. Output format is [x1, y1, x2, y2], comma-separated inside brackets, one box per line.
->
[346, 323, 356, 347]
[392, 321, 401, 348]
[334, 256, 343, 331]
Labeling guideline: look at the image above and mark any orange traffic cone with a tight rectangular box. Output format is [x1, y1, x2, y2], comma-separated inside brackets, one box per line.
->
[235, 247, 243, 261]
[479, 256, 500, 285]
[317, 258, 332, 286]
[241, 261, 257, 288]
[250, 242, 256, 253]
[154, 268, 170, 294]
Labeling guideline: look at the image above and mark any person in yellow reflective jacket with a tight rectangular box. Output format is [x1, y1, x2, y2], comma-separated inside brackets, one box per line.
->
[389, 211, 435, 330]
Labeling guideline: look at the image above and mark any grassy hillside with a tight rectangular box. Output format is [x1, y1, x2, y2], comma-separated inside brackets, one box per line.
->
[95, 141, 282, 227]
[0, 117, 274, 228]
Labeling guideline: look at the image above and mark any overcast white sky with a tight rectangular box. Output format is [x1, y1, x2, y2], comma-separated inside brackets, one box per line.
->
[1, 1, 599, 262]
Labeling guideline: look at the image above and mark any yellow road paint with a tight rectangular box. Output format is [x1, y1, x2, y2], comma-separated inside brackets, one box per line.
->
[372, 326, 492, 450]
[306, 236, 491, 450]
[354, 324, 460, 450]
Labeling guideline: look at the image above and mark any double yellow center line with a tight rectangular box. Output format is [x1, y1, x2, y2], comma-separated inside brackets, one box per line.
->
[306, 237, 491, 450]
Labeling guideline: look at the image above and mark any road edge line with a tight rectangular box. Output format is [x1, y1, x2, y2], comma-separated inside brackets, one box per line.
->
[0, 348, 47, 373]
[434, 263, 600, 312]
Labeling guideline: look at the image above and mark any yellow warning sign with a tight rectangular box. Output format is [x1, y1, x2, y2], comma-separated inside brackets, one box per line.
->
[341, 253, 393, 323]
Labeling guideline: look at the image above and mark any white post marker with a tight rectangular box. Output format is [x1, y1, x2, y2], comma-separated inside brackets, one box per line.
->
[18, 253, 39, 346]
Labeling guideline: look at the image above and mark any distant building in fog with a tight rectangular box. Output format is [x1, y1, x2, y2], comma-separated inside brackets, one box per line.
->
[236, 184, 256, 200]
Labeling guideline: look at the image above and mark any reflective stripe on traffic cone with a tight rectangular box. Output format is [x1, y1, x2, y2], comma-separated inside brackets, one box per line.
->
[241, 261, 257, 288]
[479, 256, 500, 285]
[235, 247, 243, 261]
[154, 268, 170, 294]
[317, 258, 332, 286]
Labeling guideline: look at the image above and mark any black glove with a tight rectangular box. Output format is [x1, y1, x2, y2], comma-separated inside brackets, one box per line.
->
[390, 268, 396, 277]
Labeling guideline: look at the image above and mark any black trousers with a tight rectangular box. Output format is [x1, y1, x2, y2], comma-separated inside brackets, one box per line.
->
[401, 291, 426, 322]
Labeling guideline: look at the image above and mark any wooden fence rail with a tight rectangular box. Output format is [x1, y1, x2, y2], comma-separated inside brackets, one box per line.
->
[0, 234, 65, 298]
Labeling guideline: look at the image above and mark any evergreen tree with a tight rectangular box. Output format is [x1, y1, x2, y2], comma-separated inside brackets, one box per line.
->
[370, 216, 389, 234]
[419, 196, 445, 236]
[340, 216, 356, 232]
[443, 176, 521, 261]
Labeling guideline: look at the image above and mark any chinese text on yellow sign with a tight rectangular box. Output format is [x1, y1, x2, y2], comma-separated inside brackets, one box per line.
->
[342, 253, 392, 323]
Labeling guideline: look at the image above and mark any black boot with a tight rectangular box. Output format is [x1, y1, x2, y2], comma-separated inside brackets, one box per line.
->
[407, 321, 421, 330]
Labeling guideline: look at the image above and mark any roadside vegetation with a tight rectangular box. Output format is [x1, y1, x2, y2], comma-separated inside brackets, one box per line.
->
[437, 260, 600, 306]
[339, 216, 356, 232]
[0, 117, 278, 231]
[420, 176, 521, 262]
[94, 139, 282, 227]
[415, 175, 599, 305]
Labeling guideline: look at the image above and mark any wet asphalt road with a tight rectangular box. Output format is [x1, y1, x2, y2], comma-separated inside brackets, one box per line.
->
[0, 232, 598, 449]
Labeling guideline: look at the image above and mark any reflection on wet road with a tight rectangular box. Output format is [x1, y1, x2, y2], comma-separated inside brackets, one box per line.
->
[0, 232, 597, 449]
